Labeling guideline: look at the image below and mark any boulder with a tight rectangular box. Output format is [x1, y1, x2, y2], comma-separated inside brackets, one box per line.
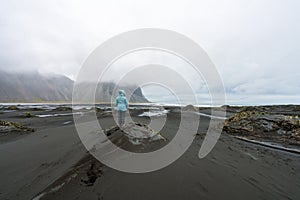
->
[224, 110, 300, 146]
[104, 122, 166, 151]
[54, 106, 73, 111]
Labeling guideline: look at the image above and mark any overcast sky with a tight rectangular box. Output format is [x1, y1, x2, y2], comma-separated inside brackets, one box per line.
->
[0, 0, 299, 105]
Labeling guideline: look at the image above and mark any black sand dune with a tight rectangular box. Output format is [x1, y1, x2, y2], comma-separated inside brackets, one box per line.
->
[0, 105, 299, 200]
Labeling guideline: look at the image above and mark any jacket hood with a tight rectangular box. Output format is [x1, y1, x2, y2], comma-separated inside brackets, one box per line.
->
[118, 90, 125, 96]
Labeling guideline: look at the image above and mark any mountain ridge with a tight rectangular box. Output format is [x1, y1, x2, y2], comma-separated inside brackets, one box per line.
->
[0, 71, 149, 103]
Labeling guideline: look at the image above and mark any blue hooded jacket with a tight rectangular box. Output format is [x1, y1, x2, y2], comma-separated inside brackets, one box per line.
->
[116, 90, 128, 111]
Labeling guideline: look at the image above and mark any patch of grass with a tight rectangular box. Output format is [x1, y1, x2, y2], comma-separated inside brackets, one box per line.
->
[24, 112, 35, 118]
[7, 105, 19, 110]
[226, 110, 265, 123]
[294, 105, 300, 111]
[0, 120, 35, 132]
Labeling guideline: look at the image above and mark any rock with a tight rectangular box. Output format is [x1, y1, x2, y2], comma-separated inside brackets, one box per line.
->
[224, 109, 300, 146]
[29, 107, 44, 111]
[54, 106, 73, 111]
[105, 122, 165, 146]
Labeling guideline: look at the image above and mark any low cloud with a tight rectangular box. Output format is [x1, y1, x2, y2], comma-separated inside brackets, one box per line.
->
[0, 0, 299, 104]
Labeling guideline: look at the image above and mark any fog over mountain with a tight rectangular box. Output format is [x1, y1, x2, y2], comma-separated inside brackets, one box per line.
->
[0, 1, 299, 105]
[0, 71, 148, 103]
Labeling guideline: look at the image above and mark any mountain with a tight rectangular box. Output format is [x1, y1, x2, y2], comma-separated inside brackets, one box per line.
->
[96, 82, 149, 103]
[73, 81, 149, 103]
[0, 71, 149, 103]
[0, 71, 73, 102]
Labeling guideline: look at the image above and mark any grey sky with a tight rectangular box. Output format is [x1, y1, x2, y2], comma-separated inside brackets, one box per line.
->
[0, 0, 299, 105]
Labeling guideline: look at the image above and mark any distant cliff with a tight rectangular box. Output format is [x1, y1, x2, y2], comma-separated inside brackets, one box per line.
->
[0, 71, 149, 103]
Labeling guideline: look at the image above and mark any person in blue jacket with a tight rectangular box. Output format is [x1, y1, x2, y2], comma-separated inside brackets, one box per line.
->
[115, 90, 128, 127]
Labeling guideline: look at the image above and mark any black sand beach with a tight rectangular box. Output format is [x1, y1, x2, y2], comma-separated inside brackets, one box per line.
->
[0, 105, 300, 200]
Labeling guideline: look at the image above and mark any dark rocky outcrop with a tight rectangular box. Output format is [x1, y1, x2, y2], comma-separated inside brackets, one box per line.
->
[224, 109, 300, 146]
[104, 122, 166, 152]
[54, 106, 73, 111]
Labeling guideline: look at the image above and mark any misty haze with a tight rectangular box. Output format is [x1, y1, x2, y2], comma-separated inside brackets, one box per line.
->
[0, 1, 300, 200]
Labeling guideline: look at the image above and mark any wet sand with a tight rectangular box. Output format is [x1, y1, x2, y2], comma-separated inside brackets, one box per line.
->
[0, 106, 300, 200]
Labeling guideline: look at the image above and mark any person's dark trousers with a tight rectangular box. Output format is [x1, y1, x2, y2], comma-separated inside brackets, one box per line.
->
[118, 110, 126, 127]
